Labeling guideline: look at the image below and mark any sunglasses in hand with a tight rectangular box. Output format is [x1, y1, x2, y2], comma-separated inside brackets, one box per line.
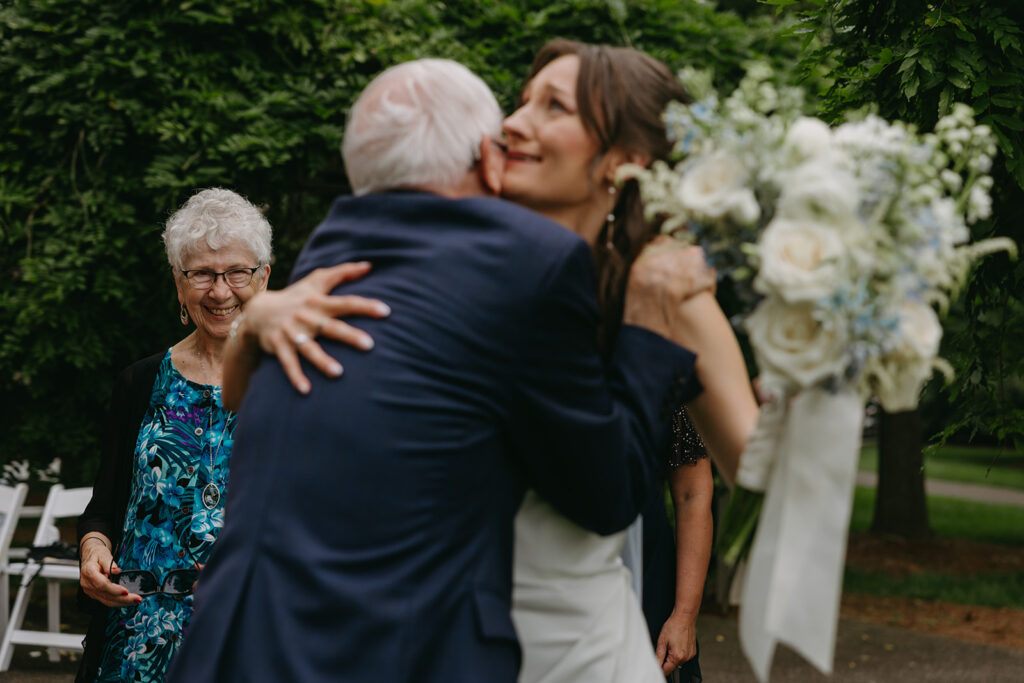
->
[110, 545, 203, 597]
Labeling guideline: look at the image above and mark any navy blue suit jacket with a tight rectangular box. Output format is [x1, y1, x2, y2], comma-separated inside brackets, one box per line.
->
[168, 192, 696, 683]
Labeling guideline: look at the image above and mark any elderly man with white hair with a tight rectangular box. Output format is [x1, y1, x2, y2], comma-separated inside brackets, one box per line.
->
[167, 59, 704, 683]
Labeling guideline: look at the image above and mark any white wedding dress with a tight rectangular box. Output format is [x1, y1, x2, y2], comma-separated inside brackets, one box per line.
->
[512, 490, 664, 683]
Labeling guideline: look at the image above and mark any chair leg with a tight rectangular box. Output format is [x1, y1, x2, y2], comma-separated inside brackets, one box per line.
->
[46, 579, 60, 662]
[0, 575, 34, 671]
[0, 571, 9, 637]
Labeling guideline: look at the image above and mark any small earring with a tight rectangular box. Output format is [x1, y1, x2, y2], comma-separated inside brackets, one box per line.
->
[604, 185, 618, 251]
[180, 303, 189, 326]
[606, 187, 616, 230]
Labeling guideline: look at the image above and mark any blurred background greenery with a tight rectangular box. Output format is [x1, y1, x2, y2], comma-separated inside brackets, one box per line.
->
[2, 0, 1022, 519]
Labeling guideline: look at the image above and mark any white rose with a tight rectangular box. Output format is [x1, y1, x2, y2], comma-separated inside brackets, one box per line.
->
[894, 301, 942, 359]
[677, 152, 759, 223]
[754, 218, 846, 302]
[870, 356, 934, 413]
[775, 161, 860, 226]
[745, 297, 848, 390]
[783, 117, 833, 163]
[869, 302, 942, 412]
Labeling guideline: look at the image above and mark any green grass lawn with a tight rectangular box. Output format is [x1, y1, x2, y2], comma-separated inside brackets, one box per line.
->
[850, 485, 1024, 545]
[844, 486, 1024, 607]
[858, 444, 1024, 491]
[843, 566, 1024, 609]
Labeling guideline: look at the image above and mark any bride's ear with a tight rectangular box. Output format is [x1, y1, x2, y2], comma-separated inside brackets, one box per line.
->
[601, 148, 651, 185]
[477, 136, 504, 196]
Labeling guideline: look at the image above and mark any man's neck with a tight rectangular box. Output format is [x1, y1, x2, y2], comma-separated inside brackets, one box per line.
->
[415, 172, 492, 199]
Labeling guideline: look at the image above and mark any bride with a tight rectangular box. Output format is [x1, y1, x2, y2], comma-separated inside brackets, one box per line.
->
[228, 41, 759, 682]
[499, 40, 757, 682]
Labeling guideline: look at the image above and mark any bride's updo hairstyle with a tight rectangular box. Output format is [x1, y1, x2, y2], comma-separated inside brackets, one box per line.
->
[525, 39, 690, 352]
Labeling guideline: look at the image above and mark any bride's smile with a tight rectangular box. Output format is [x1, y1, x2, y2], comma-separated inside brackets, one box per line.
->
[501, 54, 607, 238]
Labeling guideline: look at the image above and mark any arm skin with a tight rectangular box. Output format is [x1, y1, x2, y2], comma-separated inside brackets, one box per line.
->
[221, 262, 391, 411]
[655, 458, 714, 674]
[672, 292, 759, 487]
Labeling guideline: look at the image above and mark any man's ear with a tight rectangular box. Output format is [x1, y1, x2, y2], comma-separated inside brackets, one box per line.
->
[477, 136, 504, 196]
[601, 148, 651, 185]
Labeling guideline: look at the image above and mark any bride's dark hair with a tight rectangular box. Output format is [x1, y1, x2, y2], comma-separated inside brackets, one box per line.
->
[524, 39, 691, 354]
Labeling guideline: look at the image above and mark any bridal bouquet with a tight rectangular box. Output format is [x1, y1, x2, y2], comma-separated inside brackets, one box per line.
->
[623, 65, 1015, 681]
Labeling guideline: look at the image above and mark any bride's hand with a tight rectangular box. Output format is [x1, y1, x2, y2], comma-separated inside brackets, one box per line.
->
[232, 262, 391, 396]
[622, 236, 716, 340]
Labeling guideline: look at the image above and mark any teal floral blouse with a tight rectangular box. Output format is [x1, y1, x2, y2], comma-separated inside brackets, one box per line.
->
[95, 350, 234, 682]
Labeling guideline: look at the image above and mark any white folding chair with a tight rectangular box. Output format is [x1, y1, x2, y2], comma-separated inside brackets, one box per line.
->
[0, 484, 92, 670]
[0, 483, 30, 639]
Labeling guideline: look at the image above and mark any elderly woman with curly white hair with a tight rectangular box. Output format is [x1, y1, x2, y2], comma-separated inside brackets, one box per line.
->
[74, 187, 385, 682]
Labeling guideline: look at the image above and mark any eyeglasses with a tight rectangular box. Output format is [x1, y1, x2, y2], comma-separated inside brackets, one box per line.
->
[110, 546, 202, 597]
[180, 266, 262, 290]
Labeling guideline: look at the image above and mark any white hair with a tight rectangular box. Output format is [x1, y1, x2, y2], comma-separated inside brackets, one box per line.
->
[162, 188, 273, 270]
[342, 59, 503, 195]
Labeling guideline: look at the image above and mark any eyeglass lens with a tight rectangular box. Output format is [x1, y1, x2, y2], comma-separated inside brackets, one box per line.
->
[184, 268, 256, 288]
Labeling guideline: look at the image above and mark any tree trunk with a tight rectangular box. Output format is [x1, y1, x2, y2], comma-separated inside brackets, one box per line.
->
[870, 408, 932, 539]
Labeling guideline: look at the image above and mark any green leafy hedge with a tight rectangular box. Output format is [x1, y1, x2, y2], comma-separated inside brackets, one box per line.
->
[0, 0, 801, 483]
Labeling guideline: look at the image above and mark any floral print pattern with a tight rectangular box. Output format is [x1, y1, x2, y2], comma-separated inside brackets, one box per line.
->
[95, 350, 233, 682]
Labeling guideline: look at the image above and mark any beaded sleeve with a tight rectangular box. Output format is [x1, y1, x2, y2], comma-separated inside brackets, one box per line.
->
[667, 405, 708, 469]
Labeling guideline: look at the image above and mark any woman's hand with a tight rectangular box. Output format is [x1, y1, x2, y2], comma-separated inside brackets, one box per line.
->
[224, 261, 391, 407]
[79, 535, 141, 607]
[655, 610, 699, 675]
[622, 236, 716, 340]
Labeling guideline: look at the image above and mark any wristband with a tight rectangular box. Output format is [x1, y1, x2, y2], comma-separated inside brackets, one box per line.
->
[81, 536, 110, 551]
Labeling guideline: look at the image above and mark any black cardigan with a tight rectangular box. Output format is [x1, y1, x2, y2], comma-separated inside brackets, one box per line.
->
[75, 350, 163, 682]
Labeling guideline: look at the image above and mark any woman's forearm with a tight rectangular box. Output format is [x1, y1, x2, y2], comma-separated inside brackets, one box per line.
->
[669, 460, 714, 619]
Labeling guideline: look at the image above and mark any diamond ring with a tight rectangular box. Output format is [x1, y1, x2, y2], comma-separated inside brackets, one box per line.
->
[293, 333, 311, 345]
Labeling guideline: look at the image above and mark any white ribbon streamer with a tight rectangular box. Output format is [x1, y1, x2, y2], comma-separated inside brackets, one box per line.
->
[735, 399, 788, 491]
[738, 387, 864, 682]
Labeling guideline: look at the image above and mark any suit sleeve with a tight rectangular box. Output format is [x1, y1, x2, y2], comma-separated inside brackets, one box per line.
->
[508, 240, 697, 535]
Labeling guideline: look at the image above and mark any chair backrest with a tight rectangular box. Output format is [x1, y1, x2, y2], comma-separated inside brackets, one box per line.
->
[30, 485, 93, 547]
[0, 483, 29, 561]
